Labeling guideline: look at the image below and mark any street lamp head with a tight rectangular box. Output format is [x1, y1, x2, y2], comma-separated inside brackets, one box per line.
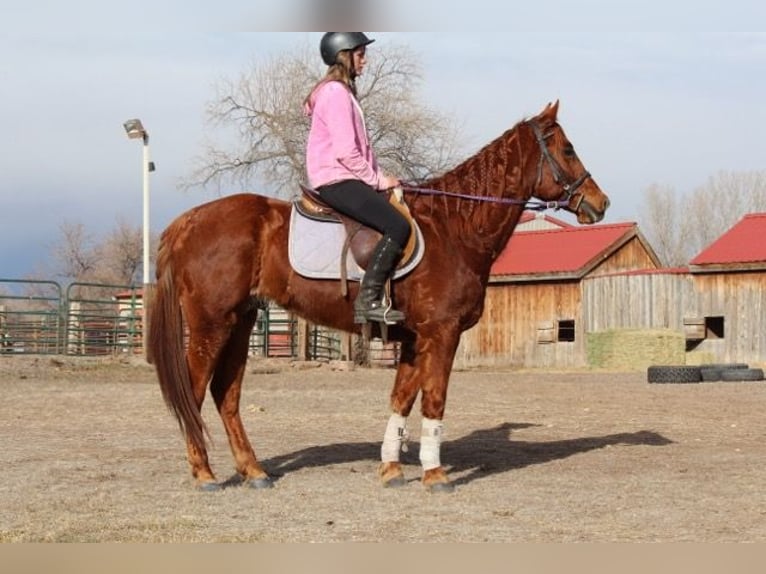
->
[123, 118, 147, 140]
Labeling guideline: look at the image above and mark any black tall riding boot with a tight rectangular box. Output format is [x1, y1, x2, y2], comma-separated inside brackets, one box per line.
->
[354, 236, 405, 324]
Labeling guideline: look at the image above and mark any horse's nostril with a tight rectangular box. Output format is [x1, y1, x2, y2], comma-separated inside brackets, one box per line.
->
[603, 197, 611, 211]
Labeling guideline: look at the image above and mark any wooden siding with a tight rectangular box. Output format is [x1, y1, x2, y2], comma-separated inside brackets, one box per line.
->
[454, 225, 766, 369]
[688, 272, 766, 364]
[589, 236, 659, 277]
[583, 271, 766, 364]
[516, 214, 567, 232]
[455, 281, 583, 369]
[582, 273, 694, 332]
[456, 233, 661, 370]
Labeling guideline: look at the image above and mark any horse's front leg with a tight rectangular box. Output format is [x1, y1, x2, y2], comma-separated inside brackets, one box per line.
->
[382, 328, 461, 492]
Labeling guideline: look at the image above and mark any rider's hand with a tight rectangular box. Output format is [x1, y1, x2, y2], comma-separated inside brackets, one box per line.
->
[379, 174, 401, 190]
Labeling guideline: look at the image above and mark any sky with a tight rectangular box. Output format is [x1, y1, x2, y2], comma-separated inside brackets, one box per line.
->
[1, 1, 765, 279]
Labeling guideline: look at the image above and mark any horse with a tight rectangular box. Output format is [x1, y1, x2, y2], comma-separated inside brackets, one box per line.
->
[148, 101, 610, 492]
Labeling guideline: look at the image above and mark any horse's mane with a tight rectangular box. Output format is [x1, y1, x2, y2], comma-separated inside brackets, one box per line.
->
[424, 116, 529, 193]
[410, 118, 528, 223]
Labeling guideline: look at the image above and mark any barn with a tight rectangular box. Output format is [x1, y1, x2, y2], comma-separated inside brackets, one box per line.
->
[454, 213, 661, 369]
[685, 213, 766, 363]
[581, 212, 766, 367]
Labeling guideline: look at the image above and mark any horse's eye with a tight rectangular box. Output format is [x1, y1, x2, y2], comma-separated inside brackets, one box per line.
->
[563, 145, 576, 158]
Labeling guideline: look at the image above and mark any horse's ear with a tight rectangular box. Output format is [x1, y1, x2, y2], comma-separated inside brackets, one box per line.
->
[540, 100, 560, 124]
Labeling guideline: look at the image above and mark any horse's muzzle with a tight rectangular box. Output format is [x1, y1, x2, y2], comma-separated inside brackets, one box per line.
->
[577, 196, 609, 224]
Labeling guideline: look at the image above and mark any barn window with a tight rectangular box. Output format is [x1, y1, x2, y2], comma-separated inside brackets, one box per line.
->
[557, 319, 576, 342]
[705, 316, 725, 339]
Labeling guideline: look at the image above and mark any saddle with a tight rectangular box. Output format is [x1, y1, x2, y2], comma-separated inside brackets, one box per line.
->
[290, 185, 424, 296]
[296, 185, 419, 272]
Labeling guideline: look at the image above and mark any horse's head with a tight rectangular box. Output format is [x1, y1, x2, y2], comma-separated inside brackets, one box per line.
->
[526, 101, 610, 224]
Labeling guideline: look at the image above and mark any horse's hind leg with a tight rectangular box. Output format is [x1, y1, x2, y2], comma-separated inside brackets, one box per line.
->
[181, 313, 244, 489]
[183, 343, 222, 490]
[210, 309, 273, 489]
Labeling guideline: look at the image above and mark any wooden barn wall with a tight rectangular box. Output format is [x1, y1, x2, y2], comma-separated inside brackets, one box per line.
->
[688, 272, 766, 364]
[454, 281, 583, 369]
[454, 234, 765, 368]
[516, 215, 565, 232]
[589, 237, 659, 277]
[583, 272, 766, 364]
[582, 274, 695, 332]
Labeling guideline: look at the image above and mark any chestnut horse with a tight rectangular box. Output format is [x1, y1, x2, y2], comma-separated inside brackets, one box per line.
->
[149, 101, 610, 492]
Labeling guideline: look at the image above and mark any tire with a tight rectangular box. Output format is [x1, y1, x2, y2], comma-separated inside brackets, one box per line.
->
[699, 363, 749, 383]
[647, 365, 702, 384]
[700, 363, 749, 371]
[699, 367, 723, 382]
[719, 368, 764, 382]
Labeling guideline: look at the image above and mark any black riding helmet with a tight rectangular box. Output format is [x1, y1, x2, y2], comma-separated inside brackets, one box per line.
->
[320, 32, 375, 66]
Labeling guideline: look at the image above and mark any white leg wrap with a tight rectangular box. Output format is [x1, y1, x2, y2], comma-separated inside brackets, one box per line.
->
[381, 413, 408, 463]
[419, 417, 443, 471]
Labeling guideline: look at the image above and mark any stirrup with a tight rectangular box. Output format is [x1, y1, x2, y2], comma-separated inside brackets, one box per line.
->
[354, 303, 405, 325]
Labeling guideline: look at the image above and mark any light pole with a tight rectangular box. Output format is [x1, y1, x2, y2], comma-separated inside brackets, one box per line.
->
[123, 118, 155, 359]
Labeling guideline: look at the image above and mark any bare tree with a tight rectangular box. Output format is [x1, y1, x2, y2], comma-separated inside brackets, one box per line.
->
[47, 219, 150, 286]
[639, 170, 766, 265]
[684, 170, 766, 257]
[95, 217, 145, 285]
[52, 221, 101, 281]
[182, 42, 462, 198]
[639, 184, 688, 267]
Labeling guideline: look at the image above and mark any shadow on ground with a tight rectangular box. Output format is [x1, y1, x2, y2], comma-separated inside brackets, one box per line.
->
[249, 423, 672, 487]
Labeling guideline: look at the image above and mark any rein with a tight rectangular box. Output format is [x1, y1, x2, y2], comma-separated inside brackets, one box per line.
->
[400, 119, 591, 213]
[399, 185, 568, 211]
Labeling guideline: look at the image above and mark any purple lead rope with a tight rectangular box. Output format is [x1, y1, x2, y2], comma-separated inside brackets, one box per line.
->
[399, 185, 568, 211]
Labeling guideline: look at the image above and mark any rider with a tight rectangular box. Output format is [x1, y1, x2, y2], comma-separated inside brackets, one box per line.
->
[304, 32, 411, 325]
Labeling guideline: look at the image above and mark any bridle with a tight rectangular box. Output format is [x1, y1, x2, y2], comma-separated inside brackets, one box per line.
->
[395, 119, 595, 214]
[529, 120, 591, 213]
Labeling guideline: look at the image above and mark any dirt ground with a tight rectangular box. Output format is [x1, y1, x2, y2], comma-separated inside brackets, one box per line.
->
[0, 355, 765, 542]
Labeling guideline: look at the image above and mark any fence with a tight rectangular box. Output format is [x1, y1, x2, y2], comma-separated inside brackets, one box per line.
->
[66, 282, 143, 356]
[0, 279, 62, 355]
[1, 279, 396, 365]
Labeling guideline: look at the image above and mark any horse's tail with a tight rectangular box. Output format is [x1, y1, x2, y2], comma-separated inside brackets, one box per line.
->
[148, 258, 208, 452]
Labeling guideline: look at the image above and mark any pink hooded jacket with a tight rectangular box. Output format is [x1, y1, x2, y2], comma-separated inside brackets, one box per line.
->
[305, 80, 384, 190]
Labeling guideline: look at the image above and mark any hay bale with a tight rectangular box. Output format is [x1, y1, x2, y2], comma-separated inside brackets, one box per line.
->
[587, 329, 685, 370]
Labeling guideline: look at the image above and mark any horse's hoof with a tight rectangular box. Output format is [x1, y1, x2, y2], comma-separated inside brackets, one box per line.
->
[197, 481, 222, 492]
[382, 475, 407, 488]
[427, 481, 455, 494]
[246, 476, 274, 489]
[378, 462, 406, 488]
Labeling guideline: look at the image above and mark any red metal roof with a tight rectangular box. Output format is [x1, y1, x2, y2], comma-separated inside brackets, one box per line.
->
[491, 222, 637, 276]
[690, 213, 766, 266]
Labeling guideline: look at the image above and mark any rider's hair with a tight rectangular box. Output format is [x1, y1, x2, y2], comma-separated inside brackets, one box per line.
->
[304, 49, 357, 108]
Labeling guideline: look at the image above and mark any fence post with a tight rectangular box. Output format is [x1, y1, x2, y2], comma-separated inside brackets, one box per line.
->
[0, 305, 5, 351]
[68, 301, 81, 355]
[142, 283, 155, 362]
[296, 317, 310, 361]
[340, 332, 353, 361]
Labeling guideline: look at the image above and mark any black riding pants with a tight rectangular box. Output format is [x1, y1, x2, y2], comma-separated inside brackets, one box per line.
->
[317, 180, 411, 249]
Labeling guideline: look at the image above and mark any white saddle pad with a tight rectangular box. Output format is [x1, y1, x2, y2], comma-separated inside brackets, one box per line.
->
[287, 204, 425, 281]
